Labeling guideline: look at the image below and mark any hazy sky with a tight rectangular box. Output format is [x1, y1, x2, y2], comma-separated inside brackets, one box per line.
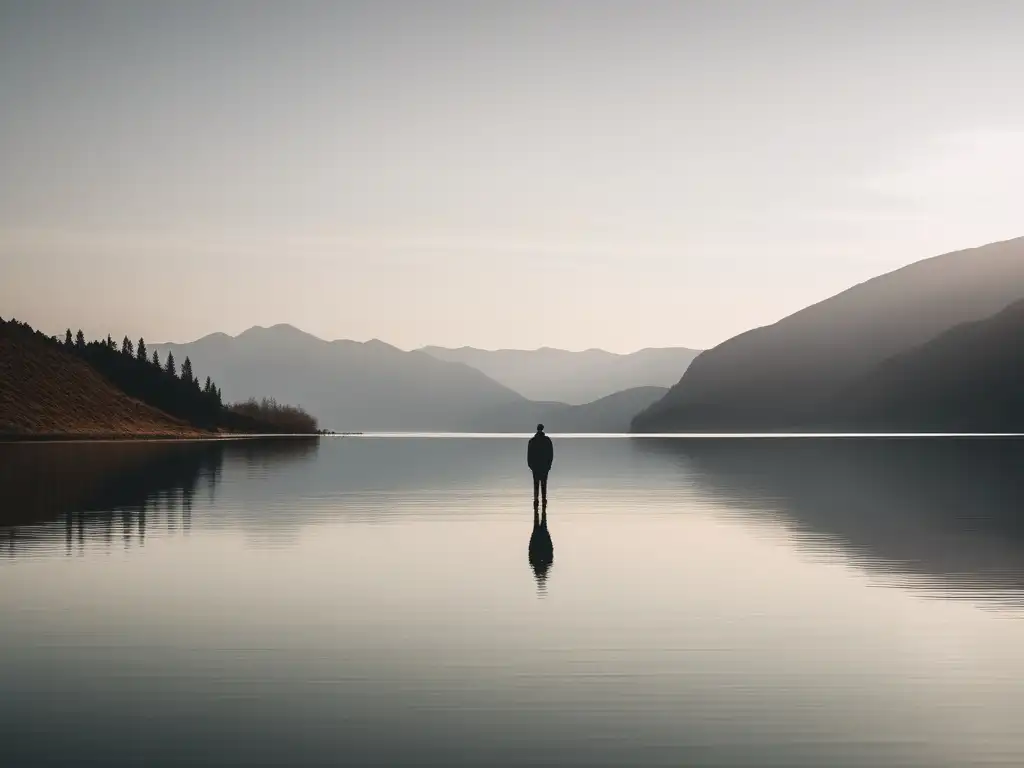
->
[2, 1, 1023, 351]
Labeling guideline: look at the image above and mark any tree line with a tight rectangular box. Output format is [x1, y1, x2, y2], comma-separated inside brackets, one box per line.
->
[3, 317, 318, 433]
[229, 397, 319, 435]
[64, 327, 226, 428]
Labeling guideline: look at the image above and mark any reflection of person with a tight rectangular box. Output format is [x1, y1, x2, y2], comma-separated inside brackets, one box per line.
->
[528, 505, 554, 593]
[527, 424, 554, 506]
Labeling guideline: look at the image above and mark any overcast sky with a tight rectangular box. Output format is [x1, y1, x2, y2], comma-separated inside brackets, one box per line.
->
[2, 1, 1023, 351]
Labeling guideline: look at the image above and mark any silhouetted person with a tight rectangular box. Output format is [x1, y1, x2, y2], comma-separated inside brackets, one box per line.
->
[528, 505, 554, 594]
[527, 423, 553, 506]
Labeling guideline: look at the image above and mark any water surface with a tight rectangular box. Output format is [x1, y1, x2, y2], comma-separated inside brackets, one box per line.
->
[2, 435, 1024, 767]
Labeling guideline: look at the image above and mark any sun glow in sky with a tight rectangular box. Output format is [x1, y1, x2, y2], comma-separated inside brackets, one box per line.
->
[2, 1, 1023, 351]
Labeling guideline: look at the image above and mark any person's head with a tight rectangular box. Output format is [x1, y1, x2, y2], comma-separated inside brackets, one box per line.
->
[536, 424, 544, 433]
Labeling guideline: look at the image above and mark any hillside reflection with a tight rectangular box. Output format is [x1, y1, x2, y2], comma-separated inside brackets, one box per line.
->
[637, 437, 1024, 600]
[0, 438, 319, 556]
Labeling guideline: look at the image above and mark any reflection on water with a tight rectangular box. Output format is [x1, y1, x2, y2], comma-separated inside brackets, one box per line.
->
[528, 503, 554, 594]
[0, 438, 320, 557]
[637, 437, 1024, 603]
[3, 435, 1024, 767]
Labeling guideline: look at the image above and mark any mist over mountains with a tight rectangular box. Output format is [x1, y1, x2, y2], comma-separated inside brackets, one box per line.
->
[154, 325, 522, 432]
[153, 328, 681, 432]
[419, 346, 698, 405]
[8, 235, 1024, 437]
[465, 386, 669, 434]
[148, 235, 1024, 435]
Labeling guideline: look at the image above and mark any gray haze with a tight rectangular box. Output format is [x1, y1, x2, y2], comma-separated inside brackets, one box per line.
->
[421, 345, 699, 405]
[3, 1, 1024, 350]
[150, 324, 668, 431]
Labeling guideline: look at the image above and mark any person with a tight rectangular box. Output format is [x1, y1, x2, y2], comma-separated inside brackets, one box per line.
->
[527, 423, 553, 506]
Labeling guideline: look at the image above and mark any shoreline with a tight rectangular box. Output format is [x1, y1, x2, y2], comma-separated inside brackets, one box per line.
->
[7, 431, 1018, 444]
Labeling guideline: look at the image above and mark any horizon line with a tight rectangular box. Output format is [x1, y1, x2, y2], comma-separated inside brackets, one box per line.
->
[150, 323, 704, 355]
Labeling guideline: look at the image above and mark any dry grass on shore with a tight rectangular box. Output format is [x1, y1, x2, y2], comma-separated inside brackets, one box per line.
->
[0, 322, 205, 439]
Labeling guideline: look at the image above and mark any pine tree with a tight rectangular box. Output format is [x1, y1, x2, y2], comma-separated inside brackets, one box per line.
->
[64, 329, 73, 348]
[75, 330, 85, 350]
[137, 338, 147, 362]
[152, 350, 161, 368]
[121, 336, 134, 356]
[165, 351, 176, 377]
[107, 334, 115, 350]
[204, 376, 212, 395]
[181, 356, 193, 385]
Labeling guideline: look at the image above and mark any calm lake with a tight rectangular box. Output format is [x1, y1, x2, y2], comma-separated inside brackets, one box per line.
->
[3, 435, 1024, 767]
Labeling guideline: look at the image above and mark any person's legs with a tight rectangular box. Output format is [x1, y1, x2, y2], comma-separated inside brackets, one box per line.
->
[533, 472, 541, 504]
[540, 472, 548, 503]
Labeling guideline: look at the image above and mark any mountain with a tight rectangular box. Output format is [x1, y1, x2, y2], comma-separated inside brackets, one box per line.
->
[634, 236, 1024, 432]
[153, 326, 666, 432]
[154, 325, 529, 432]
[549, 386, 669, 432]
[0, 319, 198, 437]
[828, 298, 1024, 432]
[419, 345, 699, 405]
[470, 386, 669, 433]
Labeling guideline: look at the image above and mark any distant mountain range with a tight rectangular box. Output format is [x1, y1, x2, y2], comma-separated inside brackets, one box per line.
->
[419, 346, 699, 405]
[634, 236, 1024, 432]
[467, 386, 668, 433]
[153, 327, 674, 432]
[154, 325, 525, 432]
[147, 234, 1024, 434]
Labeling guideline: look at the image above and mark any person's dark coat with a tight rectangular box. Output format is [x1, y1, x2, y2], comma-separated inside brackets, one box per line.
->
[528, 432, 554, 474]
